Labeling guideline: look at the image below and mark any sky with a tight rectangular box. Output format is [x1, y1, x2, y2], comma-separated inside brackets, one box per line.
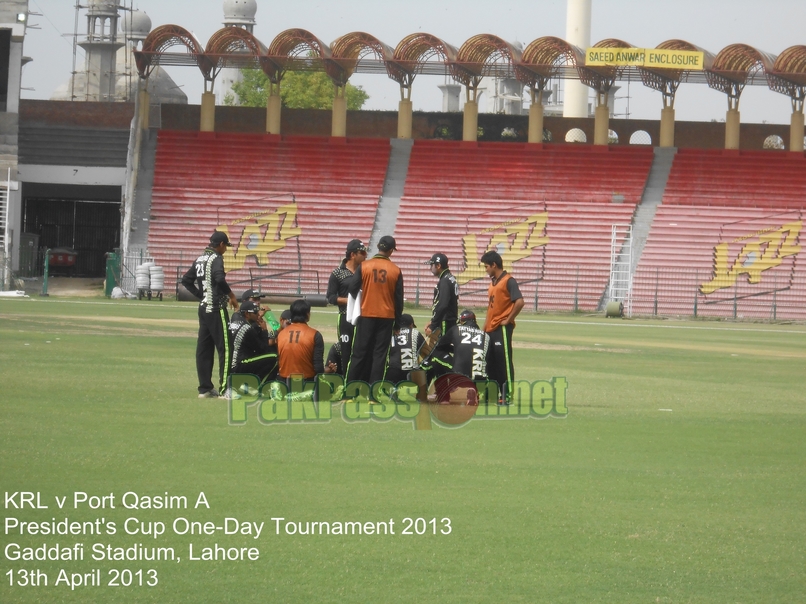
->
[19, 0, 806, 124]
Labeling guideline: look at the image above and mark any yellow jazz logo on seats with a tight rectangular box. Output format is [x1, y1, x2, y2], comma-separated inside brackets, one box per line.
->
[455, 212, 549, 285]
[217, 203, 302, 271]
[700, 220, 801, 295]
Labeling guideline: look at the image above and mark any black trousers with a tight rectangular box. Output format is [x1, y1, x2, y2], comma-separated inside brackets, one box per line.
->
[234, 354, 278, 384]
[423, 352, 452, 384]
[385, 367, 410, 385]
[196, 305, 230, 394]
[337, 313, 355, 377]
[346, 316, 394, 386]
[486, 324, 515, 402]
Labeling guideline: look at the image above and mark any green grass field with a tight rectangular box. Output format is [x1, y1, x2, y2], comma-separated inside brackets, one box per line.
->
[1, 297, 805, 603]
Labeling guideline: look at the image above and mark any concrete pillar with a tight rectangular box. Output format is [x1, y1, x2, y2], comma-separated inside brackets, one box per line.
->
[725, 108, 740, 150]
[659, 106, 675, 148]
[790, 109, 805, 152]
[593, 103, 610, 145]
[462, 100, 478, 142]
[138, 88, 150, 130]
[564, 0, 591, 117]
[438, 84, 462, 112]
[7, 34, 23, 113]
[332, 95, 347, 137]
[266, 93, 281, 134]
[397, 99, 413, 139]
[200, 92, 216, 132]
[528, 101, 544, 143]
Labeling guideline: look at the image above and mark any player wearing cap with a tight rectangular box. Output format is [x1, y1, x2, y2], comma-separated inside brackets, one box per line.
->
[425, 252, 459, 340]
[277, 299, 335, 381]
[422, 309, 490, 382]
[229, 300, 278, 384]
[481, 250, 524, 403]
[279, 309, 292, 331]
[346, 235, 404, 389]
[239, 289, 281, 340]
[181, 231, 239, 398]
[386, 314, 426, 384]
[326, 239, 368, 375]
[231, 290, 268, 328]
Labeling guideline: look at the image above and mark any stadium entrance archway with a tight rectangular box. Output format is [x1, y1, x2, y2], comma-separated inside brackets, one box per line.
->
[21, 183, 121, 277]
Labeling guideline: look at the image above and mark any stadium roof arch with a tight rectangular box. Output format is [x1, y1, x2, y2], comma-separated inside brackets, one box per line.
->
[136, 25, 213, 85]
[451, 35, 522, 101]
[577, 38, 632, 102]
[133, 27, 802, 117]
[515, 36, 584, 102]
[264, 29, 331, 86]
[706, 43, 777, 108]
[767, 45, 806, 111]
[326, 32, 395, 90]
[204, 27, 268, 90]
[388, 33, 458, 99]
[639, 40, 715, 108]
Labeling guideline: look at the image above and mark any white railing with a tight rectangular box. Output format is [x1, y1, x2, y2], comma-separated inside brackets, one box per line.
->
[119, 249, 155, 294]
[0, 169, 10, 290]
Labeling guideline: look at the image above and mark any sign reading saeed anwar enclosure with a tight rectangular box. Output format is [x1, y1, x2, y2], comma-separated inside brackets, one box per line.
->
[586, 48, 704, 69]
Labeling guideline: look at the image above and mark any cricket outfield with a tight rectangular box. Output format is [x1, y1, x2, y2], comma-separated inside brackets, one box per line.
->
[1, 297, 804, 603]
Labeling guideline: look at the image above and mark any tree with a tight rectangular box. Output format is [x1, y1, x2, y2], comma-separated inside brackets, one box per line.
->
[226, 69, 369, 110]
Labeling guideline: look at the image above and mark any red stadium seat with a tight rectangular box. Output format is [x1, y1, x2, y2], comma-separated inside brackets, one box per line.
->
[148, 132, 389, 294]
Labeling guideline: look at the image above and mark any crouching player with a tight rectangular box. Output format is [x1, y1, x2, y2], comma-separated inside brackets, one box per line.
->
[228, 300, 278, 396]
[277, 300, 336, 390]
[385, 314, 426, 384]
[422, 309, 489, 383]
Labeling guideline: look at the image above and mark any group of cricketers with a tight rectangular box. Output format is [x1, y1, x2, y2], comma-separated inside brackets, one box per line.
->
[183, 230, 524, 403]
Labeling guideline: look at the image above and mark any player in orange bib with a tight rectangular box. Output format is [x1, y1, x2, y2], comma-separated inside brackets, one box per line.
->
[346, 235, 404, 390]
[481, 250, 525, 404]
[277, 299, 334, 381]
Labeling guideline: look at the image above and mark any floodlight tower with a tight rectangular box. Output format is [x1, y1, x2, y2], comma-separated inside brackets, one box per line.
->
[217, 0, 258, 105]
[78, 0, 124, 101]
[563, 0, 591, 118]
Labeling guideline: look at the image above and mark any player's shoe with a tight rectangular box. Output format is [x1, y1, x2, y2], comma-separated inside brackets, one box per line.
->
[198, 389, 219, 399]
[218, 389, 241, 400]
[238, 383, 259, 396]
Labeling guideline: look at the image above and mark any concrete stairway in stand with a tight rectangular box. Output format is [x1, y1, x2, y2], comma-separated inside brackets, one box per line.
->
[629, 146, 677, 274]
[368, 138, 413, 252]
[127, 129, 159, 252]
[600, 146, 677, 309]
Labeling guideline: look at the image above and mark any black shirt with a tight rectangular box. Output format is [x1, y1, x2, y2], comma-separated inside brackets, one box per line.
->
[326, 260, 355, 314]
[429, 269, 459, 333]
[229, 314, 275, 368]
[181, 247, 232, 311]
[326, 342, 342, 375]
[388, 327, 426, 373]
[431, 323, 490, 380]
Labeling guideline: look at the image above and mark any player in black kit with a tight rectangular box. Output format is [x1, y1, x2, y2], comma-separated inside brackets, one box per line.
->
[422, 309, 489, 382]
[229, 300, 278, 385]
[181, 231, 239, 398]
[425, 253, 459, 338]
[326, 239, 367, 375]
[385, 314, 426, 384]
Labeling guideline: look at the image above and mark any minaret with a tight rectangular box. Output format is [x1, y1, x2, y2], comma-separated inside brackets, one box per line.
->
[217, 0, 258, 105]
[77, 0, 124, 102]
[118, 8, 152, 102]
[563, 0, 591, 118]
